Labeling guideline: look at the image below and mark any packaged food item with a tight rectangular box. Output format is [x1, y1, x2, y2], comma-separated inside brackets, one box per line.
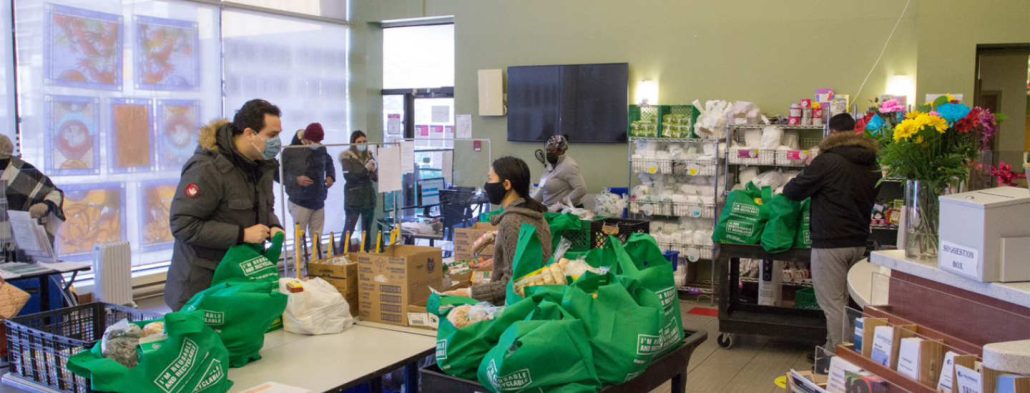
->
[101, 319, 142, 368]
[445, 303, 504, 329]
[512, 258, 608, 296]
[141, 321, 165, 337]
[285, 279, 305, 293]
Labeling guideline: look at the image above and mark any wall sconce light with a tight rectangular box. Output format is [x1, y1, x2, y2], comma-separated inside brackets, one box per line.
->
[637, 80, 659, 106]
[886, 75, 916, 106]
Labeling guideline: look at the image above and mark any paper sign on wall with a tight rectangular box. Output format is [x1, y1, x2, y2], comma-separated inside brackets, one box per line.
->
[417, 125, 429, 137]
[386, 114, 402, 137]
[456, 114, 472, 139]
[400, 140, 415, 174]
[377, 145, 402, 193]
[431, 105, 450, 123]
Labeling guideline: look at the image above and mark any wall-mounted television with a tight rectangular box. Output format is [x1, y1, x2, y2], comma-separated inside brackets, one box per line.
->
[506, 62, 628, 143]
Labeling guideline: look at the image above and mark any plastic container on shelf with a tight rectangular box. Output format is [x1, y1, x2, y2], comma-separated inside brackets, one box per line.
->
[775, 149, 810, 167]
[728, 146, 775, 166]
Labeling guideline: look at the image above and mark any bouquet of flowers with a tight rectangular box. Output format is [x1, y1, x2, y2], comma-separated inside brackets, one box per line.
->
[879, 95, 1000, 192]
[878, 94, 1003, 258]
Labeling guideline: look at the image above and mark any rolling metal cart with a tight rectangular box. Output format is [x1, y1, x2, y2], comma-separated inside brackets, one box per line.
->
[714, 244, 826, 349]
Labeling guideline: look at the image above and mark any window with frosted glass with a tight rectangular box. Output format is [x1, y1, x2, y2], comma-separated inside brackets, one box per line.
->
[222, 9, 349, 237]
[14, 0, 222, 266]
[383, 24, 454, 89]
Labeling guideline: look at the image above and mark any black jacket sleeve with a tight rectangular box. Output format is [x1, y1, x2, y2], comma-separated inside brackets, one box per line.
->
[325, 150, 336, 182]
[782, 154, 835, 201]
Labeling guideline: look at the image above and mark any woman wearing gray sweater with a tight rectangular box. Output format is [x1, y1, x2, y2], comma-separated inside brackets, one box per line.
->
[445, 156, 553, 304]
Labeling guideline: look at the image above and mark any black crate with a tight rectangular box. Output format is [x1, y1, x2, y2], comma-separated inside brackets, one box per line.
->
[591, 218, 650, 248]
[4, 302, 161, 393]
[421, 329, 707, 393]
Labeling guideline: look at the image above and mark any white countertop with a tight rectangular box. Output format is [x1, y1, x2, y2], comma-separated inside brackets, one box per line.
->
[229, 325, 436, 392]
[846, 258, 891, 308]
[869, 250, 1030, 309]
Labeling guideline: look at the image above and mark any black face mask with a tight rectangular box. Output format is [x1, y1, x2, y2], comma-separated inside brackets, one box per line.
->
[484, 181, 507, 205]
[546, 153, 559, 165]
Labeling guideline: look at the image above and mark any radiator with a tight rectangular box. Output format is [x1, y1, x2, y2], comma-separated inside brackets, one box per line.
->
[92, 241, 134, 306]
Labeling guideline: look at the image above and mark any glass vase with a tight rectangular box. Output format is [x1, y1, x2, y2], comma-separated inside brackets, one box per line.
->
[903, 180, 940, 259]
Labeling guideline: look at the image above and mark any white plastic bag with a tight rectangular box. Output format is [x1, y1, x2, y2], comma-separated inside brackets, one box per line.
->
[280, 277, 354, 335]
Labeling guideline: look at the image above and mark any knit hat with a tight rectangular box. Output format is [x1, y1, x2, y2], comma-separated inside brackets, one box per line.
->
[546, 134, 568, 151]
[304, 123, 325, 142]
[0, 134, 13, 159]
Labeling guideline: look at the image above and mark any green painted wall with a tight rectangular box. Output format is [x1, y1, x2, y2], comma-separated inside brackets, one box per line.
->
[350, 0, 1029, 191]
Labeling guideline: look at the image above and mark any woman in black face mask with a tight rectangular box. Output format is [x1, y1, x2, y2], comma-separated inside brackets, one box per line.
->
[532, 135, 588, 211]
[444, 156, 552, 304]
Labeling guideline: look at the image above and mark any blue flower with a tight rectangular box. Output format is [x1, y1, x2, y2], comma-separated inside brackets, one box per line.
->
[936, 103, 971, 126]
[866, 114, 885, 131]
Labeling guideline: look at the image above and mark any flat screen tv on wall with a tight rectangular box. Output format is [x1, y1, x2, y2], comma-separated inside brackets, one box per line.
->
[506, 62, 628, 143]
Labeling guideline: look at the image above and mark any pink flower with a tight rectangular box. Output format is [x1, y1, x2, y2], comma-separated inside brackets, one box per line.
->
[880, 99, 905, 113]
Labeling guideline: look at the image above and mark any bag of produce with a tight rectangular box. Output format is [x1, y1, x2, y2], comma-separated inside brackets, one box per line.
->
[181, 280, 287, 367]
[67, 310, 233, 393]
[280, 277, 354, 335]
[477, 315, 600, 393]
[760, 187, 802, 254]
[614, 234, 684, 355]
[713, 182, 768, 245]
[560, 283, 662, 385]
[428, 294, 538, 380]
[794, 198, 812, 249]
[211, 232, 285, 285]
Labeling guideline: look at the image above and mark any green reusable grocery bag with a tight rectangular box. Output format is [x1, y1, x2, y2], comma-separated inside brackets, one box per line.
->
[561, 283, 662, 385]
[477, 317, 600, 393]
[504, 224, 557, 306]
[615, 234, 684, 355]
[544, 212, 585, 252]
[713, 183, 768, 245]
[67, 310, 233, 393]
[760, 188, 802, 254]
[794, 198, 812, 249]
[182, 280, 287, 367]
[429, 294, 539, 380]
[211, 232, 285, 285]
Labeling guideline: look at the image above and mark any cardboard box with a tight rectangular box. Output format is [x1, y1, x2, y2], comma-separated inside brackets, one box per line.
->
[356, 246, 443, 326]
[407, 304, 439, 330]
[453, 223, 497, 261]
[308, 260, 359, 315]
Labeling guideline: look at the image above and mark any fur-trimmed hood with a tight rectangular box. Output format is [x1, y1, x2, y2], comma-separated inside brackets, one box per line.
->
[199, 119, 232, 153]
[818, 132, 878, 166]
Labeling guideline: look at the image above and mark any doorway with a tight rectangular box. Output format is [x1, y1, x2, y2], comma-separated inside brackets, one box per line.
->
[974, 45, 1030, 185]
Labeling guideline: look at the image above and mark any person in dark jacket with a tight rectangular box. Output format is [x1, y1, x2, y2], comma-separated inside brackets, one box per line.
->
[340, 130, 377, 250]
[283, 123, 335, 237]
[782, 113, 881, 351]
[444, 156, 553, 305]
[165, 99, 284, 311]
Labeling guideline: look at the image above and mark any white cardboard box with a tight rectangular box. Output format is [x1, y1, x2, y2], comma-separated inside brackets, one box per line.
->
[939, 186, 1030, 282]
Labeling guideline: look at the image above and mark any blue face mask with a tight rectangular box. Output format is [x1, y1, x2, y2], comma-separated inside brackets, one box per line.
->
[263, 136, 282, 160]
[356, 144, 368, 153]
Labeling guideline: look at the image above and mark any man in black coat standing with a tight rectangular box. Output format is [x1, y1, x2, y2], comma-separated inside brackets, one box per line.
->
[783, 113, 881, 352]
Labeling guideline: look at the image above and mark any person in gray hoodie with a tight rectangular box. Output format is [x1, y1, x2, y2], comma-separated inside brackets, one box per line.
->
[445, 156, 552, 304]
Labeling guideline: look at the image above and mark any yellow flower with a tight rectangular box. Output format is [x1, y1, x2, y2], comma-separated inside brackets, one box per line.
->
[812, 102, 822, 110]
[905, 111, 920, 120]
[946, 94, 956, 102]
[914, 135, 924, 144]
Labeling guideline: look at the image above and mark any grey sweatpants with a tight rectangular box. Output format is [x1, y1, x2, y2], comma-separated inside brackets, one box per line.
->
[811, 246, 865, 350]
[288, 202, 326, 236]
